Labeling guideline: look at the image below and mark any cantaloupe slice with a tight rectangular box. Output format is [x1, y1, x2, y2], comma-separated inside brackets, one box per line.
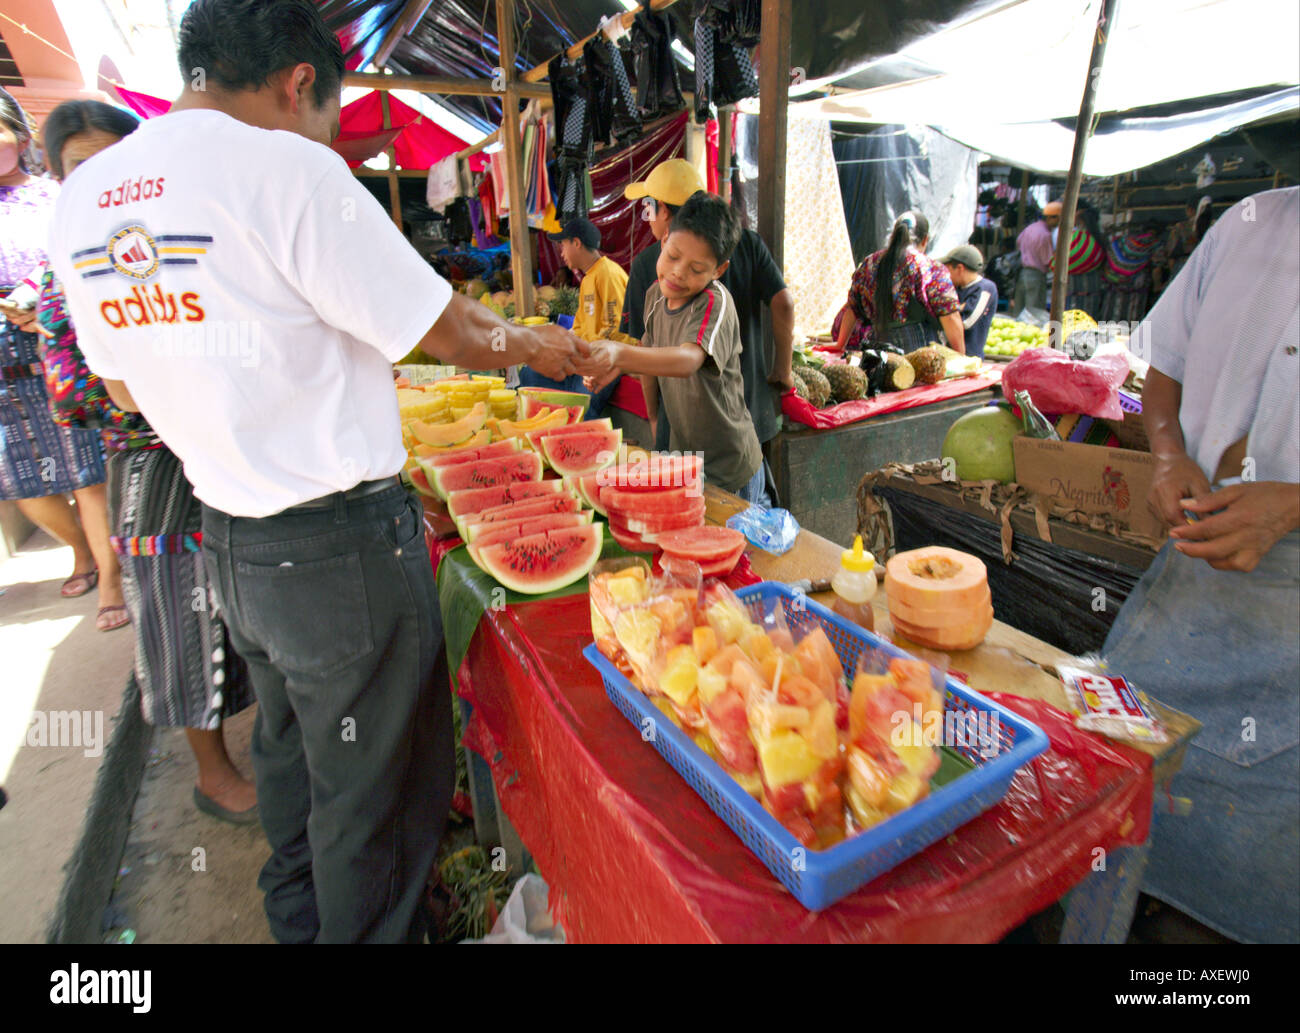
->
[885, 547, 988, 612]
[413, 429, 491, 457]
[410, 403, 487, 448]
[890, 603, 994, 652]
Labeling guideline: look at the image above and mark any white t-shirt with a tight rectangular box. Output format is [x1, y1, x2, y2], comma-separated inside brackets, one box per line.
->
[48, 108, 452, 517]
[1143, 187, 1299, 486]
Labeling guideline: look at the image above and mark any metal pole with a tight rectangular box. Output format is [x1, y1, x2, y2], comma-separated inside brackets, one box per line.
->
[1050, 0, 1119, 347]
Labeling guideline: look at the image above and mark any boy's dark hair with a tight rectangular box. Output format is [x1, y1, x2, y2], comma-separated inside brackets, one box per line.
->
[43, 101, 140, 180]
[178, 0, 346, 109]
[668, 190, 741, 265]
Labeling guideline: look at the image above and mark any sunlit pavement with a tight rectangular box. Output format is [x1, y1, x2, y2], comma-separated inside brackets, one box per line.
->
[0, 531, 135, 942]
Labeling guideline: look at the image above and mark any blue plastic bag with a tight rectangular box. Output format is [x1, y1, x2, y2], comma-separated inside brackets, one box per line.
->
[726, 505, 800, 555]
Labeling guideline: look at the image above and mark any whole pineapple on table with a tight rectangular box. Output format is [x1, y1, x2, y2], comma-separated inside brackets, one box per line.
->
[797, 366, 833, 408]
[824, 363, 868, 403]
[903, 346, 947, 385]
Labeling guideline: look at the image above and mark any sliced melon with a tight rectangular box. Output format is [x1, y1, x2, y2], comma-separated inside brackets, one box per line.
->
[539, 427, 622, 477]
[410, 403, 487, 448]
[526, 416, 614, 454]
[423, 438, 522, 470]
[467, 511, 594, 547]
[413, 429, 491, 458]
[475, 525, 604, 594]
[446, 479, 568, 520]
[429, 451, 542, 501]
[460, 493, 582, 534]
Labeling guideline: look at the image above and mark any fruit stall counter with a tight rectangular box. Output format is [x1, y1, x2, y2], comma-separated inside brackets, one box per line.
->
[421, 489, 1200, 943]
[858, 463, 1165, 656]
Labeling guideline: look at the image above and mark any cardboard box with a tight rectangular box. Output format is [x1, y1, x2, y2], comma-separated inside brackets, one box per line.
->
[1013, 434, 1166, 540]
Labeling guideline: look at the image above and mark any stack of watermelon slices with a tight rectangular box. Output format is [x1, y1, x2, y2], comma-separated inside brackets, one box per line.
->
[593, 454, 708, 553]
[657, 526, 747, 578]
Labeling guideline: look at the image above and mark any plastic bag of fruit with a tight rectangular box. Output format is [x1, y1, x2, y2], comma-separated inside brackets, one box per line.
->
[842, 651, 944, 834]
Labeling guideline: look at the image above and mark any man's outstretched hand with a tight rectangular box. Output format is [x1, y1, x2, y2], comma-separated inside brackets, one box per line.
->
[1148, 451, 1213, 528]
[1170, 481, 1300, 572]
[526, 324, 591, 382]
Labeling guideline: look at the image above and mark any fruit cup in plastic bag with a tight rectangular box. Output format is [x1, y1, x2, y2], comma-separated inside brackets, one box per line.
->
[843, 650, 942, 833]
[588, 557, 652, 685]
[642, 573, 708, 728]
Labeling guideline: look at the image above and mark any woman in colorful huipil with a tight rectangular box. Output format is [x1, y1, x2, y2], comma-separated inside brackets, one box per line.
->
[0, 87, 124, 625]
[835, 210, 965, 354]
[37, 99, 257, 823]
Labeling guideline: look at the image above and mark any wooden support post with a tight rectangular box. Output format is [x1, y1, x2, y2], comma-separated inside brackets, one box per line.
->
[1050, 0, 1119, 347]
[497, 0, 535, 320]
[342, 71, 550, 98]
[380, 92, 403, 232]
[718, 105, 733, 204]
[1017, 167, 1030, 232]
[757, 0, 792, 267]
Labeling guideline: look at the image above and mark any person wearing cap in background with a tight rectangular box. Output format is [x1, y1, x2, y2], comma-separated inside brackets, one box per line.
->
[621, 159, 794, 505]
[548, 216, 628, 344]
[1013, 200, 1060, 315]
[941, 244, 998, 360]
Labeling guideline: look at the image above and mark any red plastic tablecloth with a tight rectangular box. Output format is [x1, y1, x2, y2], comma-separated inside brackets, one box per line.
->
[781, 370, 1003, 430]
[452, 591, 1153, 943]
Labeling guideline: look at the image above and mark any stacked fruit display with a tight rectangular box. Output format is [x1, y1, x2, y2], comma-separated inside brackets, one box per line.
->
[884, 546, 993, 651]
[589, 572, 945, 848]
[657, 526, 747, 579]
[985, 317, 1049, 358]
[591, 455, 705, 551]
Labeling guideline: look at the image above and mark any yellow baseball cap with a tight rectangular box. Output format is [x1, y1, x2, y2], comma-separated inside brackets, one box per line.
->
[623, 159, 705, 207]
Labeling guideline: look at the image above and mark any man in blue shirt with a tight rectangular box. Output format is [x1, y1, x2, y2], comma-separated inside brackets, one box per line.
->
[940, 244, 997, 359]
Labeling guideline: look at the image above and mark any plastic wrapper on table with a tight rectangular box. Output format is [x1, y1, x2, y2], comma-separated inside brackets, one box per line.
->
[868, 482, 1143, 655]
[452, 590, 1152, 943]
[1001, 349, 1129, 420]
[726, 505, 799, 554]
[781, 371, 1002, 430]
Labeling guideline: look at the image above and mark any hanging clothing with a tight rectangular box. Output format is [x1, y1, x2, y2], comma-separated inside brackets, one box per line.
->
[425, 155, 460, 213]
[631, 9, 684, 120]
[693, 4, 759, 122]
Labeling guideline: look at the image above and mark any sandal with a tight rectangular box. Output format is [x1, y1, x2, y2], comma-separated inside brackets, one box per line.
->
[96, 605, 130, 632]
[61, 568, 99, 598]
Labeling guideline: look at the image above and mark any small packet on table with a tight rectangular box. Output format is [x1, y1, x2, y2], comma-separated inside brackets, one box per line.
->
[726, 506, 799, 555]
[1057, 658, 1168, 745]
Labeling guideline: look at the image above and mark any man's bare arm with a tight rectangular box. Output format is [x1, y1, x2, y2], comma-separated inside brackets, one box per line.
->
[104, 379, 140, 413]
[415, 293, 588, 380]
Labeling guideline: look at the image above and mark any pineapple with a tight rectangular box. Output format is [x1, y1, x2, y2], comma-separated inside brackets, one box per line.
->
[659, 645, 700, 707]
[798, 367, 832, 408]
[791, 370, 811, 402]
[903, 346, 946, 385]
[756, 730, 823, 787]
[824, 363, 868, 403]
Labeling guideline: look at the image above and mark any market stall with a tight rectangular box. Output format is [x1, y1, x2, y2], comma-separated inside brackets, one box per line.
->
[418, 482, 1197, 943]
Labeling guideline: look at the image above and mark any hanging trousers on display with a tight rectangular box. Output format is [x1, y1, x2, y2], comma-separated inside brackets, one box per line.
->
[631, 9, 685, 120]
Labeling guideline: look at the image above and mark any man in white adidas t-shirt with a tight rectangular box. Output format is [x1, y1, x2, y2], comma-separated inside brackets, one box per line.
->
[48, 0, 588, 944]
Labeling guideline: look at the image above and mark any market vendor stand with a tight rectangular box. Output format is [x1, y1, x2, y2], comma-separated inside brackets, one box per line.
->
[858, 461, 1163, 655]
[419, 480, 1198, 943]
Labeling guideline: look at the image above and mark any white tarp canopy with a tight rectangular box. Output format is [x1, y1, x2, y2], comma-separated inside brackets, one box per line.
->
[746, 0, 1300, 175]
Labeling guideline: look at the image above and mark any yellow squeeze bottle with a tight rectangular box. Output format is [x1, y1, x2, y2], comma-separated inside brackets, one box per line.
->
[831, 535, 877, 633]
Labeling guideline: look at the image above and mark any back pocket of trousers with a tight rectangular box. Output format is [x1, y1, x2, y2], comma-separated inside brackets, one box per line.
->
[234, 552, 374, 677]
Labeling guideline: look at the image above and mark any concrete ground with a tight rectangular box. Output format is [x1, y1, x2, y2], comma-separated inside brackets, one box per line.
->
[0, 529, 269, 944]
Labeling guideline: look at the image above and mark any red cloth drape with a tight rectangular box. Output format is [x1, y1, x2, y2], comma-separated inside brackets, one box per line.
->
[336, 90, 481, 171]
[452, 591, 1152, 942]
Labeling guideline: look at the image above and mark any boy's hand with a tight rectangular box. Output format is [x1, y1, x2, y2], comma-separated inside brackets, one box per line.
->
[574, 339, 619, 378]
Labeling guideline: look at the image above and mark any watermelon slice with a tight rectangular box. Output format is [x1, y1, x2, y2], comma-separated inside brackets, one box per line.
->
[579, 473, 607, 515]
[465, 509, 592, 543]
[476, 525, 604, 594]
[517, 387, 591, 420]
[624, 499, 707, 534]
[595, 454, 703, 493]
[660, 548, 745, 579]
[447, 479, 566, 520]
[540, 427, 622, 477]
[657, 526, 746, 564]
[430, 451, 542, 501]
[422, 438, 522, 470]
[525, 417, 613, 454]
[462, 493, 582, 531]
[605, 519, 657, 553]
[468, 511, 593, 548]
[408, 466, 438, 499]
[600, 485, 702, 517]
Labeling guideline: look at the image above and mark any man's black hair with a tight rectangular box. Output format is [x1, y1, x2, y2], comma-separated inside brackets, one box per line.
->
[43, 101, 140, 180]
[667, 190, 740, 265]
[178, 0, 346, 109]
[0, 86, 42, 174]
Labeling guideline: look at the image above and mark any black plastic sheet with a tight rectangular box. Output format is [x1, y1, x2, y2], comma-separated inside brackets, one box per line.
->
[873, 484, 1146, 656]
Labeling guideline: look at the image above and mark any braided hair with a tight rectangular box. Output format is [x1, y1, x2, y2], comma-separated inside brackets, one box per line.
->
[873, 210, 928, 338]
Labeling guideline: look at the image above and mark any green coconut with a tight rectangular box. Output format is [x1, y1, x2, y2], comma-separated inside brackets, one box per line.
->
[941, 406, 1022, 483]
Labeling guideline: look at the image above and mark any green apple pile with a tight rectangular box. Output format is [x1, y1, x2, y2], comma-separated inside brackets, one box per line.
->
[986, 317, 1049, 357]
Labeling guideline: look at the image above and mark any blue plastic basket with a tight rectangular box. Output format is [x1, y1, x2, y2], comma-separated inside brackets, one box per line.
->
[583, 581, 1050, 911]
